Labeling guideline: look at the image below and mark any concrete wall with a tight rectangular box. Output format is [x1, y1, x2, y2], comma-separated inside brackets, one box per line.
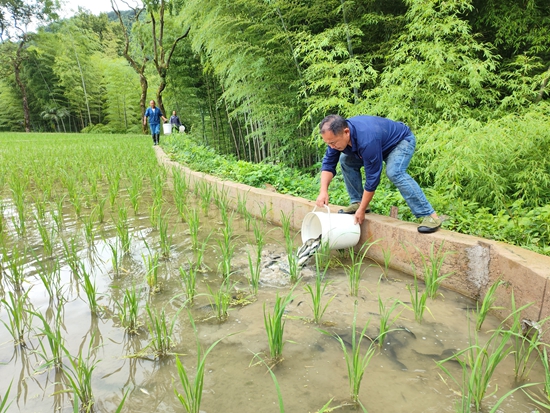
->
[156, 148, 550, 324]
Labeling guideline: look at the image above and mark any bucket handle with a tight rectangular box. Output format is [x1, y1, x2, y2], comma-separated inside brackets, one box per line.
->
[312, 204, 332, 234]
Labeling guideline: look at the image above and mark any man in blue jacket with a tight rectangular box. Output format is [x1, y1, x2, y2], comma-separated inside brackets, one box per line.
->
[315, 114, 441, 233]
[143, 100, 167, 146]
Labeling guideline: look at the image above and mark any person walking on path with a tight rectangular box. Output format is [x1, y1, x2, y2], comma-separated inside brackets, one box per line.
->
[169, 110, 182, 132]
[143, 100, 167, 146]
[316, 114, 442, 233]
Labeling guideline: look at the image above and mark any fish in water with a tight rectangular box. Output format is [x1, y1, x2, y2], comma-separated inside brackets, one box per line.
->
[296, 234, 322, 267]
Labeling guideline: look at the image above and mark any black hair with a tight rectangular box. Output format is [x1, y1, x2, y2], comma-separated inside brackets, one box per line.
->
[319, 114, 348, 134]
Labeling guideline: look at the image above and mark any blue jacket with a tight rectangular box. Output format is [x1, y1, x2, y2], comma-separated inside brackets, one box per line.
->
[321, 115, 413, 192]
[144, 107, 164, 125]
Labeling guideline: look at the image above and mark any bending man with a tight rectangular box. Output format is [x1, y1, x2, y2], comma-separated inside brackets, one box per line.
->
[143, 100, 167, 146]
[316, 114, 441, 233]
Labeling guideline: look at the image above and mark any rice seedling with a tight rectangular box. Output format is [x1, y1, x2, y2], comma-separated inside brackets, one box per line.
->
[4, 246, 26, 291]
[258, 202, 269, 222]
[411, 241, 454, 299]
[524, 347, 550, 409]
[313, 237, 332, 270]
[145, 303, 178, 358]
[115, 206, 131, 253]
[61, 235, 81, 275]
[505, 290, 540, 380]
[377, 245, 392, 279]
[198, 180, 213, 215]
[107, 169, 121, 208]
[34, 254, 61, 301]
[304, 256, 335, 324]
[127, 171, 143, 214]
[179, 262, 198, 305]
[280, 211, 300, 283]
[32, 306, 65, 370]
[247, 250, 261, 295]
[406, 274, 430, 323]
[86, 170, 99, 201]
[174, 313, 227, 413]
[193, 234, 211, 271]
[172, 169, 188, 220]
[79, 263, 100, 315]
[1, 290, 33, 348]
[243, 209, 253, 231]
[96, 196, 106, 224]
[35, 214, 56, 256]
[69, 190, 82, 217]
[217, 213, 235, 279]
[82, 209, 96, 246]
[143, 252, 160, 293]
[114, 284, 142, 334]
[61, 337, 99, 413]
[52, 194, 66, 230]
[32, 193, 47, 221]
[264, 288, 295, 362]
[341, 243, 374, 296]
[149, 198, 161, 228]
[0, 381, 12, 412]
[206, 279, 234, 322]
[377, 296, 404, 346]
[475, 280, 504, 331]
[9, 175, 27, 234]
[151, 172, 164, 207]
[158, 210, 173, 257]
[250, 353, 286, 413]
[438, 326, 513, 412]
[236, 192, 248, 216]
[107, 240, 122, 277]
[320, 301, 375, 407]
[185, 206, 200, 250]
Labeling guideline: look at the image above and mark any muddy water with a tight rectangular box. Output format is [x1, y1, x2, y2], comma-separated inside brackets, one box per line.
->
[0, 173, 545, 413]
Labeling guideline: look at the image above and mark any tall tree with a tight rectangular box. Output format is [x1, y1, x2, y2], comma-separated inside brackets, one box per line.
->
[143, 0, 189, 115]
[111, 0, 150, 133]
[0, 0, 59, 131]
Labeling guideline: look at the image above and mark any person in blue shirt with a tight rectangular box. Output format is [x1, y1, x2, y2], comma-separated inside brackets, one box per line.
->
[316, 114, 441, 233]
[143, 100, 167, 146]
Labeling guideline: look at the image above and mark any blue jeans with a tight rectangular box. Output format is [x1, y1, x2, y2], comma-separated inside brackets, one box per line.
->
[340, 134, 435, 217]
[149, 123, 161, 135]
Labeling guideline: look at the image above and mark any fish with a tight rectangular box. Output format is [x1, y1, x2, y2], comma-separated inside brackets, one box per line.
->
[296, 234, 322, 267]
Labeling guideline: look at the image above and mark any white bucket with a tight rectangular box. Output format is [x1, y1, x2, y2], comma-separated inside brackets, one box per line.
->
[301, 206, 360, 250]
[162, 123, 172, 135]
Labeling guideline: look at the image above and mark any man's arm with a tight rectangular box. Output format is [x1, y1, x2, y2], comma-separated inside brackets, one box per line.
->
[354, 190, 374, 225]
[316, 170, 334, 207]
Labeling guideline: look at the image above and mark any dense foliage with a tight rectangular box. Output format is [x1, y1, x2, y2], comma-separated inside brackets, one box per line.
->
[1, 0, 549, 253]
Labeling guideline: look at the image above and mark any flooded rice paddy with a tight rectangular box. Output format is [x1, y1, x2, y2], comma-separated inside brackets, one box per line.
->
[0, 134, 547, 413]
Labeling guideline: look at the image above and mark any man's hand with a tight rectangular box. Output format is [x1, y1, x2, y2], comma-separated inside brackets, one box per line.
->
[354, 209, 366, 225]
[316, 192, 329, 208]
[143, 120, 146, 126]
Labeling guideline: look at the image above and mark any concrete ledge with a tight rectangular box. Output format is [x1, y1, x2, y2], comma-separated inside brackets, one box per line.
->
[156, 147, 550, 324]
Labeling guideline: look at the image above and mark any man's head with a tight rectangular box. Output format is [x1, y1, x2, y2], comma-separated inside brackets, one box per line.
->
[149, 100, 156, 108]
[172, 111, 176, 116]
[319, 114, 350, 151]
